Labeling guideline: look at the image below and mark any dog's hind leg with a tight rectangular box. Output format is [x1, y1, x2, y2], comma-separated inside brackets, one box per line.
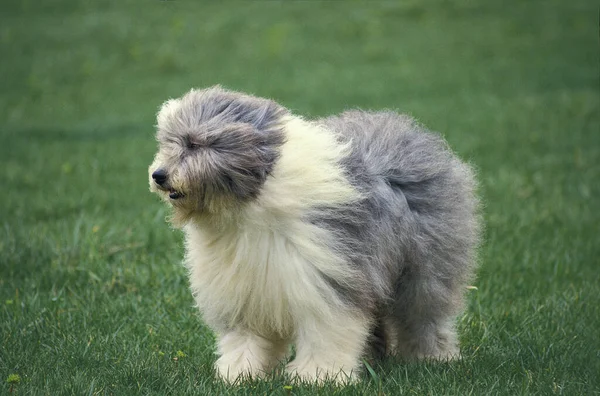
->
[386, 265, 464, 360]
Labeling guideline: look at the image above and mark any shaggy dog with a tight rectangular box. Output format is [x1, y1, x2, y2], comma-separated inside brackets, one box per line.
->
[148, 86, 480, 384]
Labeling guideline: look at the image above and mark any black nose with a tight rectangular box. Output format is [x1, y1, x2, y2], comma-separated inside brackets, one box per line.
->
[152, 169, 168, 186]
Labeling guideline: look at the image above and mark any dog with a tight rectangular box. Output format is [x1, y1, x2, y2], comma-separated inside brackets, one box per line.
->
[148, 86, 481, 384]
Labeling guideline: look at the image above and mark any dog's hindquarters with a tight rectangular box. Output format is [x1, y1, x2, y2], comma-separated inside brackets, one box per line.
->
[383, 150, 479, 360]
[322, 110, 480, 360]
[382, 136, 479, 360]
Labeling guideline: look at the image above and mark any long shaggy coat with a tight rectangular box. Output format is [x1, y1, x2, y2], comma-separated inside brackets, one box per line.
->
[148, 86, 481, 384]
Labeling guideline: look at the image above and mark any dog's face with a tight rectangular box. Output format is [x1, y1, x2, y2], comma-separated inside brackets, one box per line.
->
[149, 86, 287, 225]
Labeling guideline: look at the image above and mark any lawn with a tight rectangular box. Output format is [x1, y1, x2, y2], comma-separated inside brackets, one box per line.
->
[1, 0, 598, 394]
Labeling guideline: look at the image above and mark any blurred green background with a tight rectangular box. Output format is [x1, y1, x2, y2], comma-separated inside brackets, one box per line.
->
[1, 1, 598, 394]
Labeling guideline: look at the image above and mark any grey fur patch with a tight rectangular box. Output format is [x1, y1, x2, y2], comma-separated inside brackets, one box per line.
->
[311, 110, 481, 357]
[155, 86, 287, 203]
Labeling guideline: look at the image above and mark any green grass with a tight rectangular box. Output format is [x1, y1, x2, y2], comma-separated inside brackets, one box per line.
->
[1, 0, 598, 394]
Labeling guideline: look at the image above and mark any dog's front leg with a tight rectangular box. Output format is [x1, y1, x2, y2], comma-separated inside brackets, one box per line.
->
[215, 329, 289, 383]
[286, 313, 371, 384]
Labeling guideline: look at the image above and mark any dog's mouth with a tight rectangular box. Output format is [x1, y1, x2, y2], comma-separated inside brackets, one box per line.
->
[156, 184, 184, 200]
[168, 188, 184, 200]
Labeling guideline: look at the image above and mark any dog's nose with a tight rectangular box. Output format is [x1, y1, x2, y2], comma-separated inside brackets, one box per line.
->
[152, 169, 168, 186]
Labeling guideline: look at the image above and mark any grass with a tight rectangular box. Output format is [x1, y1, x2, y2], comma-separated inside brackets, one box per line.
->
[1, 0, 598, 394]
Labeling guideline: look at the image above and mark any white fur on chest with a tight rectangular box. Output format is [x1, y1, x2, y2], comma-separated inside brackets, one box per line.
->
[184, 214, 353, 339]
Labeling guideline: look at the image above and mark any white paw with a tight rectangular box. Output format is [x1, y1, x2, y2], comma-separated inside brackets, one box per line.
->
[214, 331, 289, 383]
[215, 355, 265, 383]
[286, 360, 358, 384]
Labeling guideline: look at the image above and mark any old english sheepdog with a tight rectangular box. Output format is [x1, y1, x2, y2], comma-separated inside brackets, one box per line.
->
[148, 86, 481, 384]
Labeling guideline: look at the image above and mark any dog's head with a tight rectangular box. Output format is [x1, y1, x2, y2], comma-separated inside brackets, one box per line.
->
[149, 86, 287, 225]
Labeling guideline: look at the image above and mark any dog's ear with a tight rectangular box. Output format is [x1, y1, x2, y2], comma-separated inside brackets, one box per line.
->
[194, 93, 287, 200]
[206, 112, 286, 200]
[234, 99, 285, 134]
[199, 92, 289, 196]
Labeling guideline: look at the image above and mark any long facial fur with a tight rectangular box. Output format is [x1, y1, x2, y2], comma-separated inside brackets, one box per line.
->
[149, 86, 287, 226]
[148, 86, 481, 381]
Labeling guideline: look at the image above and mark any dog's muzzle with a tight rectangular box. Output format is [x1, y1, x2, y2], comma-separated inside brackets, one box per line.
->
[152, 168, 184, 199]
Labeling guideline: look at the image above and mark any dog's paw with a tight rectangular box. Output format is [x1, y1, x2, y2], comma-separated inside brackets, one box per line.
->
[215, 356, 265, 383]
[417, 348, 461, 362]
[285, 361, 358, 385]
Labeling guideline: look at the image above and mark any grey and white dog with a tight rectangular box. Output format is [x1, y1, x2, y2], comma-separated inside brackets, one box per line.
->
[149, 86, 481, 384]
